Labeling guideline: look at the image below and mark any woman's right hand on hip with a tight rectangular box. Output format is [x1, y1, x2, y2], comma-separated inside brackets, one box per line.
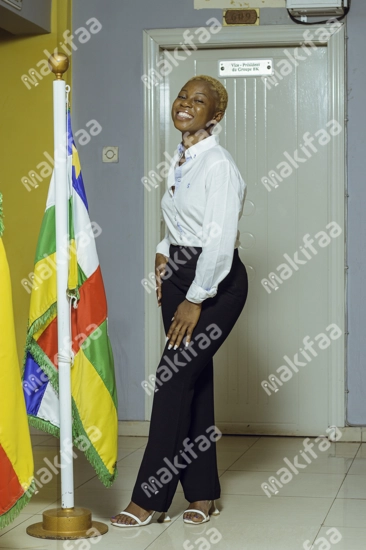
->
[155, 253, 168, 307]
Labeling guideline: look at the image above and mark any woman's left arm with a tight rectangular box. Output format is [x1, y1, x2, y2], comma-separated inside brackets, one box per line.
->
[166, 157, 245, 350]
[186, 157, 245, 303]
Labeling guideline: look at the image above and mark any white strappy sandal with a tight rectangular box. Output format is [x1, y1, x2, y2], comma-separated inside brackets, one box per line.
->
[111, 510, 171, 528]
[183, 500, 220, 524]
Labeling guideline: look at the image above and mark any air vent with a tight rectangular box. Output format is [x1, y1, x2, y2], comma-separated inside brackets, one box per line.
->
[287, 0, 348, 16]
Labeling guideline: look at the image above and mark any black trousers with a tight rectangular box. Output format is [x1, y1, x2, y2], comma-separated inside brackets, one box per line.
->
[131, 244, 248, 512]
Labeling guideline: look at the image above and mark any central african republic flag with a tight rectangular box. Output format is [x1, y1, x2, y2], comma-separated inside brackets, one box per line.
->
[22, 111, 118, 487]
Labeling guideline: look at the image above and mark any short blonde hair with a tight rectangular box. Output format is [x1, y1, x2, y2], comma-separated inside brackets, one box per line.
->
[186, 75, 228, 113]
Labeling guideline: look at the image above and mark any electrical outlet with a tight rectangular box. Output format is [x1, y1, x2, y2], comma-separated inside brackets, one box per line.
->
[102, 147, 119, 163]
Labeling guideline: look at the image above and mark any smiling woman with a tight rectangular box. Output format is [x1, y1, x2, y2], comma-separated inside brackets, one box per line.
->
[172, 76, 227, 143]
[111, 75, 249, 528]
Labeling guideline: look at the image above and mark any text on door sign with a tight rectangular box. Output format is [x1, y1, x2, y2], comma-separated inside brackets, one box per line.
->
[219, 59, 274, 78]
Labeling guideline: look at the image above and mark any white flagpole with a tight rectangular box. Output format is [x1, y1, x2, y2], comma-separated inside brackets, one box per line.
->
[27, 52, 108, 540]
[52, 57, 74, 509]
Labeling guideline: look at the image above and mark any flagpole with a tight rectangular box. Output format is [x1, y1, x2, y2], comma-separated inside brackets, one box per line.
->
[51, 53, 75, 511]
[27, 52, 108, 540]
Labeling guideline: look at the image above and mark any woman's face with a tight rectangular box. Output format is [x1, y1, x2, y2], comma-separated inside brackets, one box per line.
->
[171, 79, 224, 137]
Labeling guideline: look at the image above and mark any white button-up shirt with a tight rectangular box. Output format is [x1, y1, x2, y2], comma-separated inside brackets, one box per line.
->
[156, 134, 247, 304]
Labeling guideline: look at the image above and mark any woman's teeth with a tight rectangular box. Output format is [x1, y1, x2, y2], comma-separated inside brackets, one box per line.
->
[177, 111, 193, 120]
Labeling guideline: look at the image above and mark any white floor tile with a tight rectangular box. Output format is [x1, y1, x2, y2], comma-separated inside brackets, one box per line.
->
[0, 501, 327, 550]
[216, 450, 247, 470]
[30, 435, 53, 446]
[22, 487, 60, 515]
[250, 438, 359, 458]
[0, 515, 64, 549]
[117, 448, 142, 461]
[118, 436, 148, 449]
[0, 513, 33, 536]
[228, 448, 353, 474]
[216, 435, 259, 451]
[3, 435, 366, 549]
[203, 494, 333, 526]
[337, 474, 366, 499]
[315, 526, 366, 549]
[80, 466, 139, 491]
[249, 437, 321, 450]
[117, 448, 145, 469]
[146, 519, 320, 550]
[327, 443, 360, 458]
[115, 446, 247, 473]
[220, 470, 345, 498]
[33, 435, 60, 448]
[325, 498, 366, 527]
[32, 451, 98, 490]
[347, 458, 366, 475]
[355, 443, 366, 459]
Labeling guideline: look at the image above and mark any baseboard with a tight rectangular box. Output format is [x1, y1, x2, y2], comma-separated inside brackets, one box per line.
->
[116, 423, 366, 442]
[334, 426, 363, 442]
[217, 425, 364, 442]
[30, 422, 150, 437]
[118, 421, 150, 437]
[115, 423, 364, 441]
[31, 423, 365, 442]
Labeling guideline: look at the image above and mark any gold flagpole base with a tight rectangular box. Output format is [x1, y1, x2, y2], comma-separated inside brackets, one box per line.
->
[26, 507, 108, 540]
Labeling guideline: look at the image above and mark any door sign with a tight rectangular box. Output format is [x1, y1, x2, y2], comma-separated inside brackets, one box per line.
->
[219, 59, 274, 77]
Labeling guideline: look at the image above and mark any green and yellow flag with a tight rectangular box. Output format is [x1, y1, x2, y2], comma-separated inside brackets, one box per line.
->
[0, 194, 34, 529]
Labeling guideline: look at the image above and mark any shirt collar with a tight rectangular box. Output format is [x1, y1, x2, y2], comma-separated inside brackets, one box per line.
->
[178, 134, 219, 161]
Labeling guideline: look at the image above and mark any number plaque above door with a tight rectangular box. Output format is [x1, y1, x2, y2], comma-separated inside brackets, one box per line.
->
[223, 9, 259, 26]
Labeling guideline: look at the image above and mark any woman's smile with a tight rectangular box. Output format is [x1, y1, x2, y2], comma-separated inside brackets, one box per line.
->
[175, 110, 194, 121]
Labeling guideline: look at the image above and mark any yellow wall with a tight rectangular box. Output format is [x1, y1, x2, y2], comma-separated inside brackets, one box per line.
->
[0, 0, 72, 366]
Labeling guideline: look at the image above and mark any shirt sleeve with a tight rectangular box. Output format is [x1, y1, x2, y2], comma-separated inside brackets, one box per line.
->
[185, 158, 244, 304]
[156, 226, 170, 258]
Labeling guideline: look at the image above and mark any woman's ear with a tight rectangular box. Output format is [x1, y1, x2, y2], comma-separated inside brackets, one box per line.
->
[207, 112, 224, 133]
[207, 116, 223, 135]
[214, 111, 225, 123]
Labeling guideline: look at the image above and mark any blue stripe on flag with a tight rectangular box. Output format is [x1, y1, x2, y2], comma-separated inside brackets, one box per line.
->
[72, 165, 88, 211]
[67, 110, 89, 210]
[67, 110, 74, 156]
[23, 353, 49, 416]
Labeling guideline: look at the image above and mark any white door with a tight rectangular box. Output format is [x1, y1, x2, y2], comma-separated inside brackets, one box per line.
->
[156, 38, 345, 436]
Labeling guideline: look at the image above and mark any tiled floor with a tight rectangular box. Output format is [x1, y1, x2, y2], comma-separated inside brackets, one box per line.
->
[1, 434, 366, 549]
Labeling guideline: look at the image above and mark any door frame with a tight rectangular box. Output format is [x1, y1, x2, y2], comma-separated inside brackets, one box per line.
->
[143, 24, 346, 431]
